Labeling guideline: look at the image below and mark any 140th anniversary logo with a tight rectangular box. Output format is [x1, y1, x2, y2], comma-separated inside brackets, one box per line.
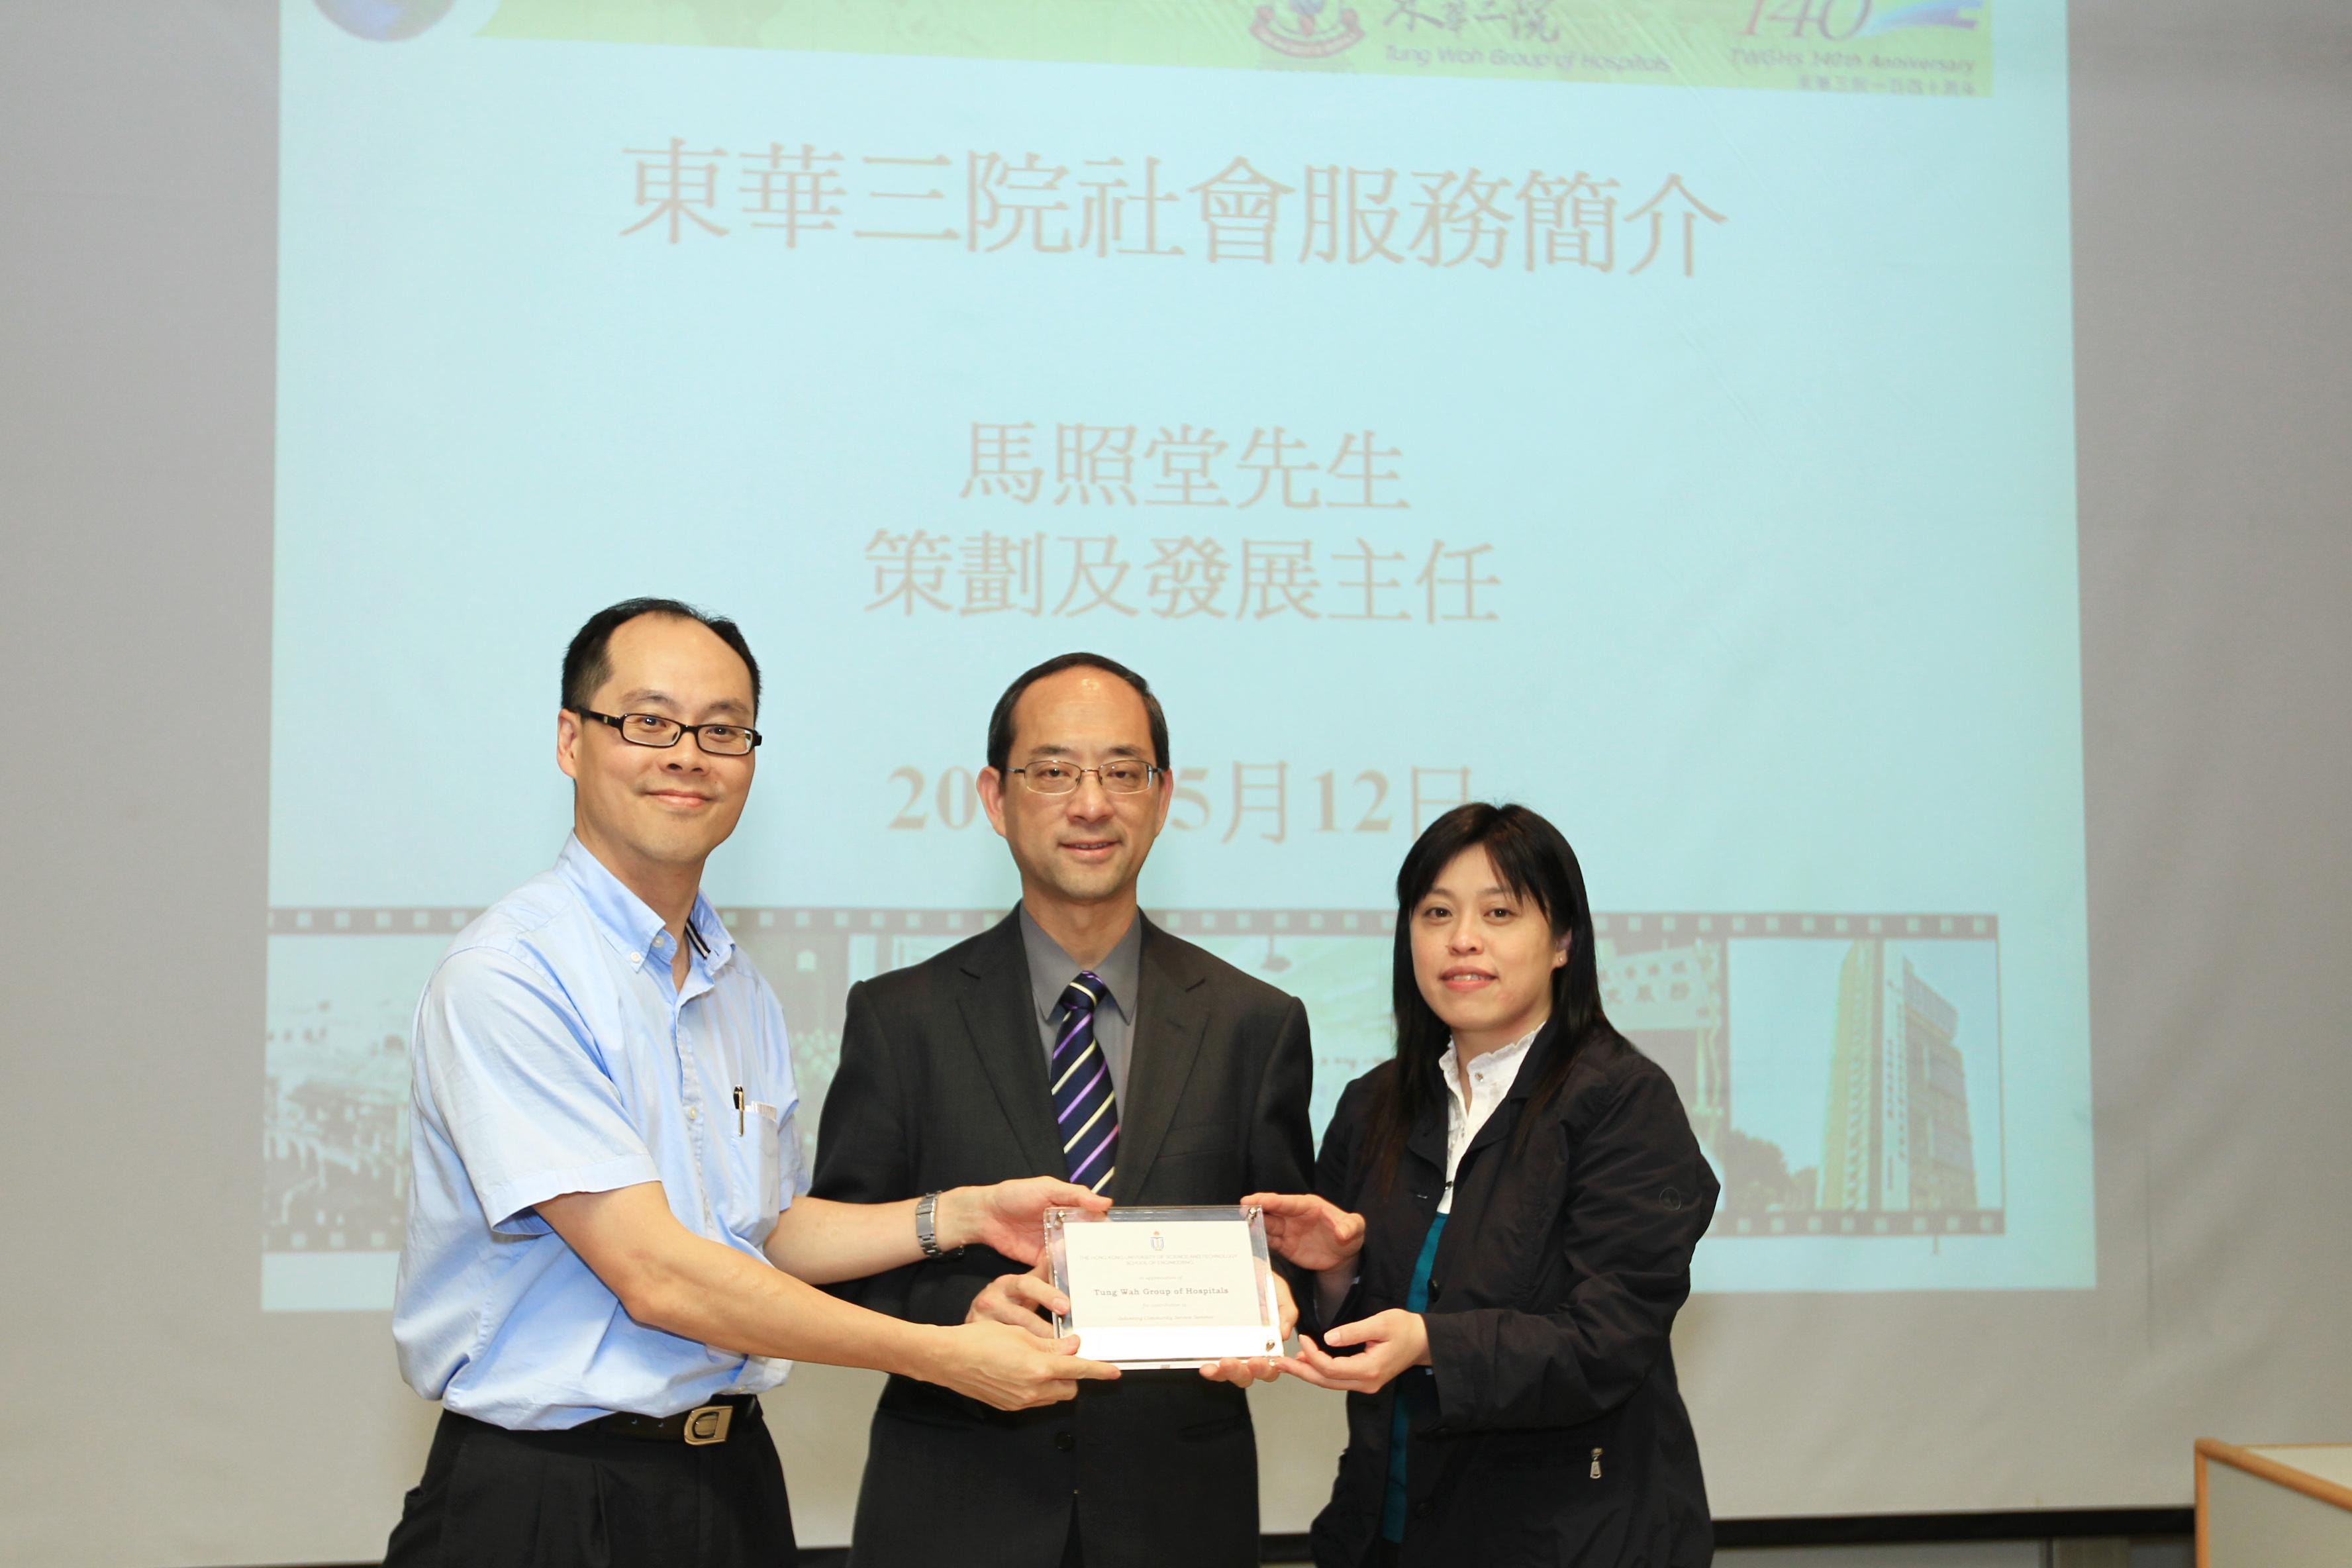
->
[1242, 0, 1990, 96]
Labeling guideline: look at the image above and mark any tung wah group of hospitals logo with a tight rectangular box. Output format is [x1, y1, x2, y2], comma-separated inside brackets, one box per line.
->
[1251, 0, 1368, 58]
[312, 0, 511, 42]
[313, 0, 455, 41]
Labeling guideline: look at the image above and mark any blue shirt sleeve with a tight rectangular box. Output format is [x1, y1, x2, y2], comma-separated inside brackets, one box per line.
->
[413, 943, 662, 1235]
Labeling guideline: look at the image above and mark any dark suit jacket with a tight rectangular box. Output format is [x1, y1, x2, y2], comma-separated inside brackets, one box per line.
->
[1307, 1021, 1717, 1568]
[812, 910, 1315, 1568]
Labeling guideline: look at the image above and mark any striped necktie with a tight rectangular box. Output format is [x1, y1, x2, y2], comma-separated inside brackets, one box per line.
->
[1052, 971, 1118, 1195]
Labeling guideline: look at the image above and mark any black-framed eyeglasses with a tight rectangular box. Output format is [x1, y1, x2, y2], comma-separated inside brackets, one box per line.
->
[574, 708, 761, 756]
[1009, 760, 1161, 795]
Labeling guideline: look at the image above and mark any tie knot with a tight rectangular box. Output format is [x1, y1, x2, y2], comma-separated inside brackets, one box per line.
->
[1059, 971, 1108, 1018]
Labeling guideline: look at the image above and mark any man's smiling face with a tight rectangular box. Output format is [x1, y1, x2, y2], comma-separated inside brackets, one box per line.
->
[979, 665, 1171, 911]
[557, 612, 758, 879]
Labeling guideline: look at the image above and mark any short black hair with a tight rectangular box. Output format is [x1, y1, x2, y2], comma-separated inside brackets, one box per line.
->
[562, 597, 762, 718]
[986, 652, 1169, 775]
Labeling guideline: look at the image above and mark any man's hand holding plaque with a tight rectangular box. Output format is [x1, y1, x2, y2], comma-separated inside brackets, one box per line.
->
[1197, 1271, 1297, 1386]
[966, 1255, 1067, 1336]
[1046, 1206, 1289, 1371]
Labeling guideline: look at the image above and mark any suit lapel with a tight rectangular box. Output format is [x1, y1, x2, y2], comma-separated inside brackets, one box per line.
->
[956, 912, 1065, 1177]
[1107, 917, 1208, 1204]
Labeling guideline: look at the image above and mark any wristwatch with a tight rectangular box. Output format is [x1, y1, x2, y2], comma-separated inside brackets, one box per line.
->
[915, 1190, 947, 1259]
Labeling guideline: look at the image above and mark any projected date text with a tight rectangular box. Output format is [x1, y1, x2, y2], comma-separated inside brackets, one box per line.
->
[887, 762, 1475, 844]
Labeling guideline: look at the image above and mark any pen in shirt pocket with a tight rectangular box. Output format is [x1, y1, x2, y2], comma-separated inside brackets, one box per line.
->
[734, 1085, 745, 1135]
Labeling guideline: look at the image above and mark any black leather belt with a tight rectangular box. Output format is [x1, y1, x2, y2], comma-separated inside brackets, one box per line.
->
[577, 1394, 758, 1446]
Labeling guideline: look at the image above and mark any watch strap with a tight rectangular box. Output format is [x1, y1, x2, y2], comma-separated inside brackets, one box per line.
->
[915, 1190, 944, 1259]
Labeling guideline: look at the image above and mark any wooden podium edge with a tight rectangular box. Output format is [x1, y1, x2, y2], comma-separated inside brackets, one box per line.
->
[2194, 1436, 2352, 1568]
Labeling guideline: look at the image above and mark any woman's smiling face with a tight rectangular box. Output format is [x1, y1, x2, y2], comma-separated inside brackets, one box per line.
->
[1408, 845, 1568, 1055]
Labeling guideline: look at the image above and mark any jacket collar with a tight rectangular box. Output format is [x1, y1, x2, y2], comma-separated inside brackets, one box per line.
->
[957, 913, 1063, 1175]
[1457, 1013, 1571, 1164]
[1017, 905, 1142, 1027]
[955, 909, 1210, 1198]
[1403, 1013, 1571, 1173]
[1109, 917, 1211, 1202]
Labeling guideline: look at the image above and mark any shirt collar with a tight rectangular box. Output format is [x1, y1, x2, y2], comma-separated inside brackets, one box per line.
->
[1436, 1020, 1545, 1106]
[556, 834, 735, 975]
[1018, 905, 1142, 1023]
[681, 891, 736, 975]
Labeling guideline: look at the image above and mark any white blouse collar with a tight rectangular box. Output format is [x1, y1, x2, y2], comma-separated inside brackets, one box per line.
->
[1436, 1018, 1547, 1087]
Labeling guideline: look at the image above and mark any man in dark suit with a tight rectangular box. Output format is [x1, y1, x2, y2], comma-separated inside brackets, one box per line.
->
[812, 652, 1316, 1568]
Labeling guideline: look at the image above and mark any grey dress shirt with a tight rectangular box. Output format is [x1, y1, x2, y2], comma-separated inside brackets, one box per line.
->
[1017, 905, 1141, 1106]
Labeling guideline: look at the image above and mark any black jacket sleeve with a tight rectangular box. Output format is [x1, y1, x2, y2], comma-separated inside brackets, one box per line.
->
[1301, 1069, 1378, 1338]
[1244, 994, 1317, 1332]
[809, 979, 923, 1318]
[1422, 1059, 1718, 1432]
[1312, 1069, 1371, 1210]
[1246, 995, 1317, 1200]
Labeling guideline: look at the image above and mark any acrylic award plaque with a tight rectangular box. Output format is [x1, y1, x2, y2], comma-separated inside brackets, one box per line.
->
[1044, 1204, 1285, 1369]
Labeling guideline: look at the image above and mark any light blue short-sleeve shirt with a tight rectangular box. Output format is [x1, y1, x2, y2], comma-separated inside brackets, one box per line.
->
[392, 836, 808, 1430]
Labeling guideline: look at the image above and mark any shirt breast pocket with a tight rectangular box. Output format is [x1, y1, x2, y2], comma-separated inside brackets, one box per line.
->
[737, 1100, 783, 1234]
[1158, 1122, 1234, 1161]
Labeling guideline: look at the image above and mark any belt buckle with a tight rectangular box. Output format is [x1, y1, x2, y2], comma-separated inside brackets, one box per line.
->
[682, 1403, 734, 1446]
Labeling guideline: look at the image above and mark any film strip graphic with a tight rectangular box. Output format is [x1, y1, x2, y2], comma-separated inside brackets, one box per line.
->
[263, 906, 2003, 1263]
[266, 906, 1999, 940]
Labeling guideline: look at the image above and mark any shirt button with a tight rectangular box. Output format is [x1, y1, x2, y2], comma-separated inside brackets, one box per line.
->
[686, 1106, 700, 1121]
[628, 952, 643, 965]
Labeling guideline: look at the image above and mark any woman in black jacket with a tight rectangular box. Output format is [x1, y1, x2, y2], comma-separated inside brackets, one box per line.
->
[1251, 802, 1718, 1567]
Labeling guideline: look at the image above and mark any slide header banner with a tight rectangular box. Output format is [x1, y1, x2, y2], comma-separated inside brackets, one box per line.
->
[440, 0, 1996, 98]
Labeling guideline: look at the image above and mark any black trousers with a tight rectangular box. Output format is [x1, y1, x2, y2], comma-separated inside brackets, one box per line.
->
[384, 1405, 798, 1568]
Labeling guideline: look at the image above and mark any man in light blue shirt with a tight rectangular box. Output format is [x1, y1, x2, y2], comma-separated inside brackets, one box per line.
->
[384, 598, 1118, 1568]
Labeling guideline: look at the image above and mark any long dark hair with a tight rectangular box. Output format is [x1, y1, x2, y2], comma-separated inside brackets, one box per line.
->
[1365, 802, 1622, 1191]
